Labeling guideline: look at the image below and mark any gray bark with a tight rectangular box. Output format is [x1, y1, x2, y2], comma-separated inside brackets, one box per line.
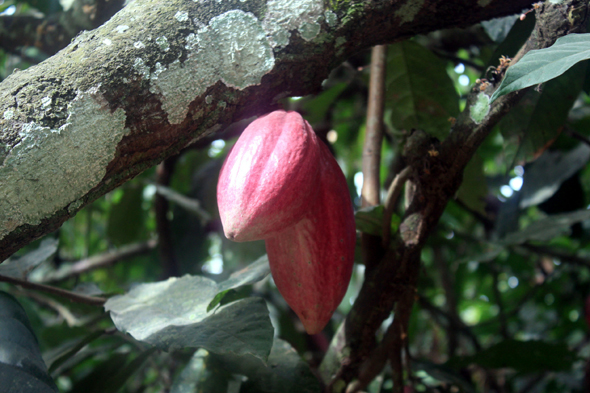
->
[0, 0, 534, 260]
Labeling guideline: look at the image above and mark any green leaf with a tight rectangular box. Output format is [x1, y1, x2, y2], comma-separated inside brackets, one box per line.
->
[302, 82, 349, 125]
[0, 291, 58, 393]
[208, 255, 271, 312]
[105, 275, 274, 361]
[385, 40, 459, 140]
[491, 33, 590, 101]
[107, 185, 145, 245]
[215, 338, 321, 393]
[498, 61, 586, 165]
[0, 237, 58, 279]
[520, 144, 590, 208]
[481, 15, 519, 43]
[500, 208, 590, 245]
[448, 339, 577, 373]
[456, 154, 487, 215]
[355, 205, 400, 237]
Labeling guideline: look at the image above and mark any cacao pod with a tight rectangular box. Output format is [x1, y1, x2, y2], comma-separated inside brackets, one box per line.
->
[217, 110, 321, 242]
[266, 142, 356, 335]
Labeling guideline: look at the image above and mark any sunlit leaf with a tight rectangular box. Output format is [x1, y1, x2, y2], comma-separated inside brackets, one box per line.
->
[491, 33, 590, 101]
[105, 275, 273, 361]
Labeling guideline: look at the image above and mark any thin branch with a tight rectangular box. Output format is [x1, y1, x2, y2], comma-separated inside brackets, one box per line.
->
[41, 239, 158, 283]
[361, 45, 387, 208]
[565, 127, 590, 147]
[518, 243, 590, 268]
[382, 167, 411, 247]
[15, 289, 81, 326]
[361, 45, 388, 272]
[0, 274, 106, 306]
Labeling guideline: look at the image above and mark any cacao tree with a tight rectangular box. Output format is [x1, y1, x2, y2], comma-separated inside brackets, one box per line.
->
[2, 0, 590, 392]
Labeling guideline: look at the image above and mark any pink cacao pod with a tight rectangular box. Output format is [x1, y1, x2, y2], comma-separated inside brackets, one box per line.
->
[266, 142, 356, 335]
[217, 110, 321, 242]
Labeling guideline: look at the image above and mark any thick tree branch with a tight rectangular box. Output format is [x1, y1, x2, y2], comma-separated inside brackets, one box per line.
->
[0, 0, 536, 261]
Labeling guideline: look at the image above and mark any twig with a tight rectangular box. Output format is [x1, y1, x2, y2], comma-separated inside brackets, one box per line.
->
[152, 183, 211, 224]
[565, 127, 590, 148]
[41, 239, 157, 283]
[15, 289, 81, 326]
[361, 45, 388, 272]
[382, 167, 411, 247]
[0, 274, 106, 306]
[361, 45, 387, 207]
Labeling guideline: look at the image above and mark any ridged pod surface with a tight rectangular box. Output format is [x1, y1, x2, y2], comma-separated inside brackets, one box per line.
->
[266, 142, 356, 335]
[217, 111, 321, 242]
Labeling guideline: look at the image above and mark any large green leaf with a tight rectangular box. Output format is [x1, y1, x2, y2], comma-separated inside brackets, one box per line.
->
[491, 33, 590, 101]
[0, 291, 58, 393]
[448, 339, 577, 373]
[104, 274, 274, 361]
[498, 61, 586, 165]
[385, 40, 459, 140]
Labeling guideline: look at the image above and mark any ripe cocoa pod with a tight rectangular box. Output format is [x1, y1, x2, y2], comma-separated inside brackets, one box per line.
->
[266, 142, 356, 335]
[217, 110, 321, 242]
